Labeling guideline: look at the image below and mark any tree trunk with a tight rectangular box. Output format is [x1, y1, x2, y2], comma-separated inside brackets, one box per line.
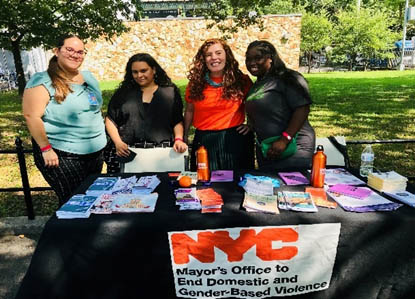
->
[307, 52, 312, 73]
[11, 40, 26, 96]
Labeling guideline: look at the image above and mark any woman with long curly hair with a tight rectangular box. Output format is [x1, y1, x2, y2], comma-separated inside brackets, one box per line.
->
[184, 38, 254, 172]
[245, 40, 315, 171]
[104, 53, 187, 173]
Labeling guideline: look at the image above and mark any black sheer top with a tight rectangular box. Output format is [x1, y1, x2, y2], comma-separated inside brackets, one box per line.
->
[106, 85, 184, 145]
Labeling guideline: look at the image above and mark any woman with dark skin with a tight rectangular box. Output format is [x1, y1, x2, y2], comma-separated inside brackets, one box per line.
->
[104, 53, 187, 173]
[245, 40, 316, 170]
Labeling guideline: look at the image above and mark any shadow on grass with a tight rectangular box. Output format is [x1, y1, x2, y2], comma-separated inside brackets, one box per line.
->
[0, 191, 58, 217]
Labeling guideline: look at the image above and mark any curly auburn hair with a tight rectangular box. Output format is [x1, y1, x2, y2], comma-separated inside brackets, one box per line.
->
[187, 38, 246, 100]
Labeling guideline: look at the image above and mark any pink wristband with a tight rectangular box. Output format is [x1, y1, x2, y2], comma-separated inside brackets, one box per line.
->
[40, 144, 52, 152]
[282, 131, 292, 141]
[174, 137, 183, 142]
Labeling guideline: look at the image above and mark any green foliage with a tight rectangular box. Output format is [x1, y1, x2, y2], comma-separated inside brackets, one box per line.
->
[260, 0, 297, 14]
[330, 8, 399, 70]
[300, 12, 333, 72]
[0, 0, 132, 50]
[0, 0, 133, 94]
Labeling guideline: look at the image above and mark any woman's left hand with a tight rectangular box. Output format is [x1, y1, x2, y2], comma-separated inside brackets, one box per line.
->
[236, 124, 250, 135]
[267, 139, 289, 159]
[173, 140, 188, 153]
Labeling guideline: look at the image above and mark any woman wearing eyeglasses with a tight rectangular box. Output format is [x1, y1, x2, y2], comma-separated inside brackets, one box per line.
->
[22, 34, 106, 206]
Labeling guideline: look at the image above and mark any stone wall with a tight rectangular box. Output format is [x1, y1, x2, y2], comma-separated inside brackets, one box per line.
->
[82, 15, 302, 81]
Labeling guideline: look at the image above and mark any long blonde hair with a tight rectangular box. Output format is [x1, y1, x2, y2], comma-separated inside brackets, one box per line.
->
[47, 35, 82, 103]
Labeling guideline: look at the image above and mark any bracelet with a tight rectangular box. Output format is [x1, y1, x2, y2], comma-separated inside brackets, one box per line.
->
[282, 131, 292, 142]
[40, 144, 52, 152]
[174, 137, 183, 142]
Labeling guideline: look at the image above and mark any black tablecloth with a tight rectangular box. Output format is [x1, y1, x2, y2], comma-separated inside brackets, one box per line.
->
[16, 172, 415, 299]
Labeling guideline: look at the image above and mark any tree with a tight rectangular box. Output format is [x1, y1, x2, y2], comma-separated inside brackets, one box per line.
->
[331, 8, 399, 70]
[0, 0, 133, 95]
[300, 12, 333, 73]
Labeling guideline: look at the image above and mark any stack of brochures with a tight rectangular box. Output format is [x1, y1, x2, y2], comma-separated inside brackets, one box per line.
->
[56, 194, 99, 219]
[277, 191, 318, 212]
[132, 175, 161, 195]
[278, 172, 309, 185]
[323, 168, 365, 186]
[110, 193, 159, 213]
[174, 188, 201, 210]
[305, 187, 337, 209]
[239, 174, 280, 195]
[242, 193, 279, 214]
[326, 187, 402, 212]
[384, 190, 415, 208]
[90, 194, 115, 214]
[86, 177, 120, 196]
[367, 171, 408, 192]
[197, 188, 224, 213]
[110, 176, 137, 194]
[210, 170, 234, 182]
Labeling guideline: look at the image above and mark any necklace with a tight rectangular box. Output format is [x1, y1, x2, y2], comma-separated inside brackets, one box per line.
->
[205, 72, 223, 87]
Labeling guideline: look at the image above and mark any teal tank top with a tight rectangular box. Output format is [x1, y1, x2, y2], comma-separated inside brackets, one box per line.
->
[25, 71, 106, 154]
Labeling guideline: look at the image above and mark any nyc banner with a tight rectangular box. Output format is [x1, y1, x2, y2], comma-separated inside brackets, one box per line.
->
[168, 223, 341, 298]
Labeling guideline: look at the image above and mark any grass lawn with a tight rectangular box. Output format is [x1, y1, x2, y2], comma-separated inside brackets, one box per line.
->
[0, 70, 414, 217]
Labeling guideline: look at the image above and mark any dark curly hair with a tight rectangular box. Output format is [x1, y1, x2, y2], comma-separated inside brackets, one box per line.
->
[187, 38, 246, 100]
[118, 53, 173, 91]
[246, 40, 311, 101]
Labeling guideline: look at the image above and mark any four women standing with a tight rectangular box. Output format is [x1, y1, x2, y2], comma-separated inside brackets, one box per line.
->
[23, 36, 315, 206]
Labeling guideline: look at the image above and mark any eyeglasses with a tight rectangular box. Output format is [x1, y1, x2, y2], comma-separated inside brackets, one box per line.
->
[61, 47, 87, 58]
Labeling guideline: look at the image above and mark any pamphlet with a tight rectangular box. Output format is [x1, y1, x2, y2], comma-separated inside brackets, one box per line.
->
[305, 187, 337, 209]
[111, 193, 158, 213]
[197, 188, 224, 213]
[210, 170, 234, 182]
[90, 194, 115, 214]
[327, 187, 402, 212]
[278, 172, 309, 185]
[86, 177, 119, 196]
[56, 194, 99, 219]
[132, 175, 160, 195]
[175, 188, 201, 210]
[327, 184, 372, 199]
[384, 190, 415, 208]
[242, 192, 279, 214]
[282, 191, 318, 212]
[324, 168, 365, 186]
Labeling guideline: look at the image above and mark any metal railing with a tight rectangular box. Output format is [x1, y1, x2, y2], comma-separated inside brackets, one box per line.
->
[0, 137, 52, 220]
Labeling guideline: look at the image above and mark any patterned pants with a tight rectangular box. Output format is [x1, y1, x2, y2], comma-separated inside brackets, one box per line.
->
[103, 141, 121, 174]
[32, 141, 103, 206]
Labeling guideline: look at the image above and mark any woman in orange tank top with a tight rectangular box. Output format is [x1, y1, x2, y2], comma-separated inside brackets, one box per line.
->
[184, 38, 255, 172]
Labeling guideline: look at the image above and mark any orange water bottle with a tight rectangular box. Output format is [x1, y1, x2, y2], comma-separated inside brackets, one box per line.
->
[196, 145, 210, 182]
[310, 145, 327, 188]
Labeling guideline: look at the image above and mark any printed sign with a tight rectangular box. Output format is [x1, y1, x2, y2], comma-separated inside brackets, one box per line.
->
[168, 223, 341, 298]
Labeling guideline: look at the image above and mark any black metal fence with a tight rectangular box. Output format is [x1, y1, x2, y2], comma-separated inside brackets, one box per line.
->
[0, 137, 52, 220]
[0, 137, 414, 220]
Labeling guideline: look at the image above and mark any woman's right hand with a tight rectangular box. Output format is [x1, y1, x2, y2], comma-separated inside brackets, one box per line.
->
[42, 150, 59, 167]
[115, 141, 130, 157]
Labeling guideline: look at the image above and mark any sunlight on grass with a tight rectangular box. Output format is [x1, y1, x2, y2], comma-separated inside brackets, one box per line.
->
[1, 70, 415, 216]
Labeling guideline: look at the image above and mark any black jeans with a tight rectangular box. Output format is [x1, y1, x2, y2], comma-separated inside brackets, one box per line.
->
[32, 140, 103, 206]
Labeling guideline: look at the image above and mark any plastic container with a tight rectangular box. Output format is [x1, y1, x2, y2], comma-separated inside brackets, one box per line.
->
[196, 145, 210, 182]
[310, 145, 327, 188]
[360, 144, 374, 177]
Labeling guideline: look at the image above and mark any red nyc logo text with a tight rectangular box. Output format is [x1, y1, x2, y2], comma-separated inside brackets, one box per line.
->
[171, 228, 298, 264]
